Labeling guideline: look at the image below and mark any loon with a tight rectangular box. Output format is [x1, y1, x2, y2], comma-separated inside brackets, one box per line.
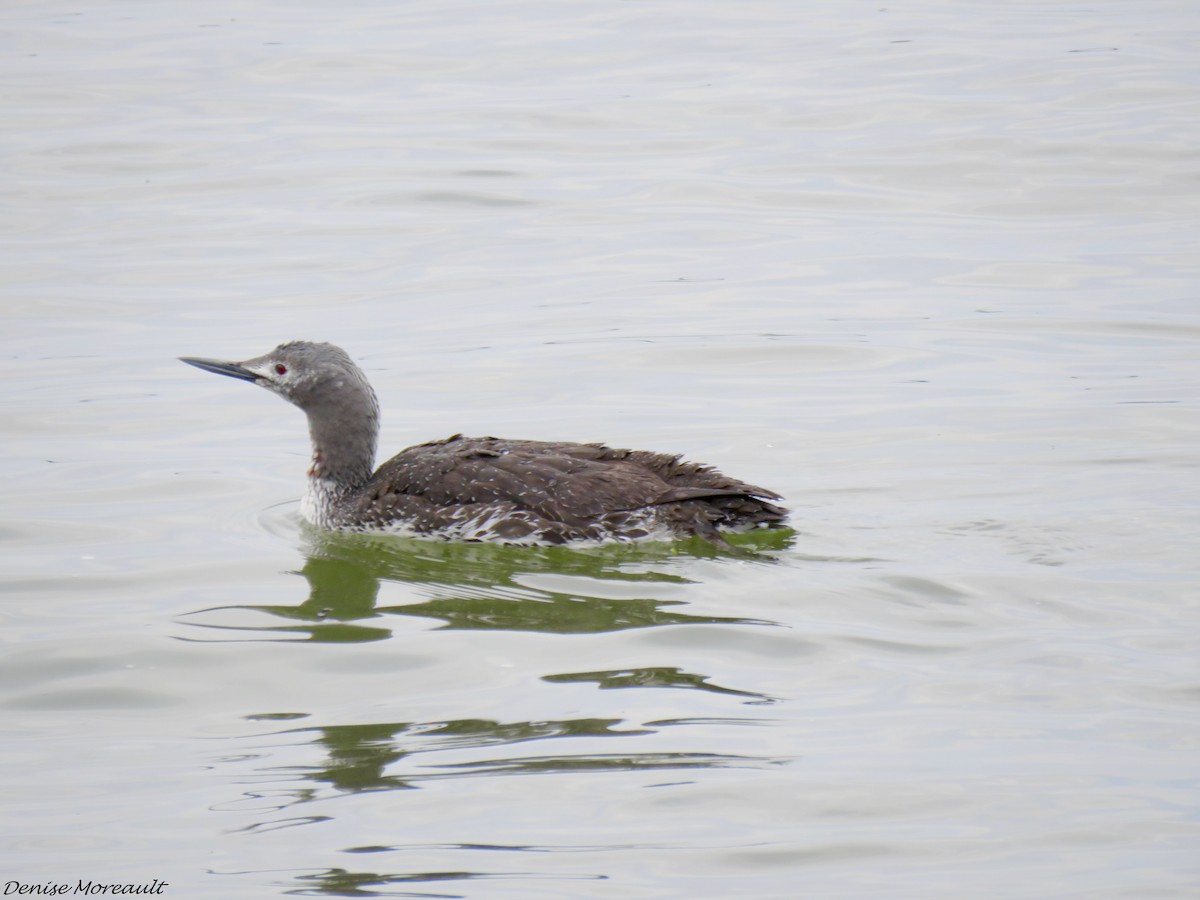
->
[180, 341, 788, 545]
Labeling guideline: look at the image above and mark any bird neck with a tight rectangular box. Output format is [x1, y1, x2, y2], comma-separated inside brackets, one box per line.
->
[305, 407, 378, 494]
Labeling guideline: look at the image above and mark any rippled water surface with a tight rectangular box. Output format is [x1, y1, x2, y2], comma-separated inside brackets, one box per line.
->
[2, 1, 1198, 897]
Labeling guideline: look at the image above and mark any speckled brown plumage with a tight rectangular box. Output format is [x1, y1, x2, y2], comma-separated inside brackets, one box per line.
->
[180, 342, 788, 545]
[350, 434, 786, 543]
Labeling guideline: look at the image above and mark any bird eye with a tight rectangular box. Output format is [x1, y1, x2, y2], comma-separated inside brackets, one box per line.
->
[275, 364, 287, 375]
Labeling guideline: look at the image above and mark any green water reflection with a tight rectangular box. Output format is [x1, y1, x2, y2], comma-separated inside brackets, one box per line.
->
[186, 527, 790, 642]
[223, 708, 786, 893]
[284, 865, 604, 896]
[231, 714, 784, 809]
[206, 531, 792, 895]
[543, 666, 769, 700]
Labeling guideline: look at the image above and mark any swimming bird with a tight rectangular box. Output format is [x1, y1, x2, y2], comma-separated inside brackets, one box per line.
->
[180, 341, 787, 545]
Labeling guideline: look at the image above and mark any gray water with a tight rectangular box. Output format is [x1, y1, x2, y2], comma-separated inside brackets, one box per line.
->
[2, 1, 1198, 897]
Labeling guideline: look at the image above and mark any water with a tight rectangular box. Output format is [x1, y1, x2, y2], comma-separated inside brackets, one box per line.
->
[2, 1, 1198, 896]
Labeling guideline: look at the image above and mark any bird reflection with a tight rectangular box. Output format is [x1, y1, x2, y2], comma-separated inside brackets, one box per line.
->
[183, 526, 789, 642]
[231, 714, 784, 813]
[543, 666, 771, 701]
[202, 529, 791, 860]
[252, 717, 651, 796]
[285, 865, 604, 896]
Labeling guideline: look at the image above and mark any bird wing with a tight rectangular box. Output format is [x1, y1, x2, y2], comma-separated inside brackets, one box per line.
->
[355, 435, 775, 528]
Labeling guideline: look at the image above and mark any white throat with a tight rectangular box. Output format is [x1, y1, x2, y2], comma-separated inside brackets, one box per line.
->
[301, 477, 348, 527]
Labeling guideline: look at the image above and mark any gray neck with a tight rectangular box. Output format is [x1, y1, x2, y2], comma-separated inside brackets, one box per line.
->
[285, 358, 381, 527]
[303, 386, 379, 497]
[307, 413, 377, 490]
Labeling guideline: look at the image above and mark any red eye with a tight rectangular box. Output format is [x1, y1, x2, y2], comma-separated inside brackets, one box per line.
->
[275, 364, 287, 375]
